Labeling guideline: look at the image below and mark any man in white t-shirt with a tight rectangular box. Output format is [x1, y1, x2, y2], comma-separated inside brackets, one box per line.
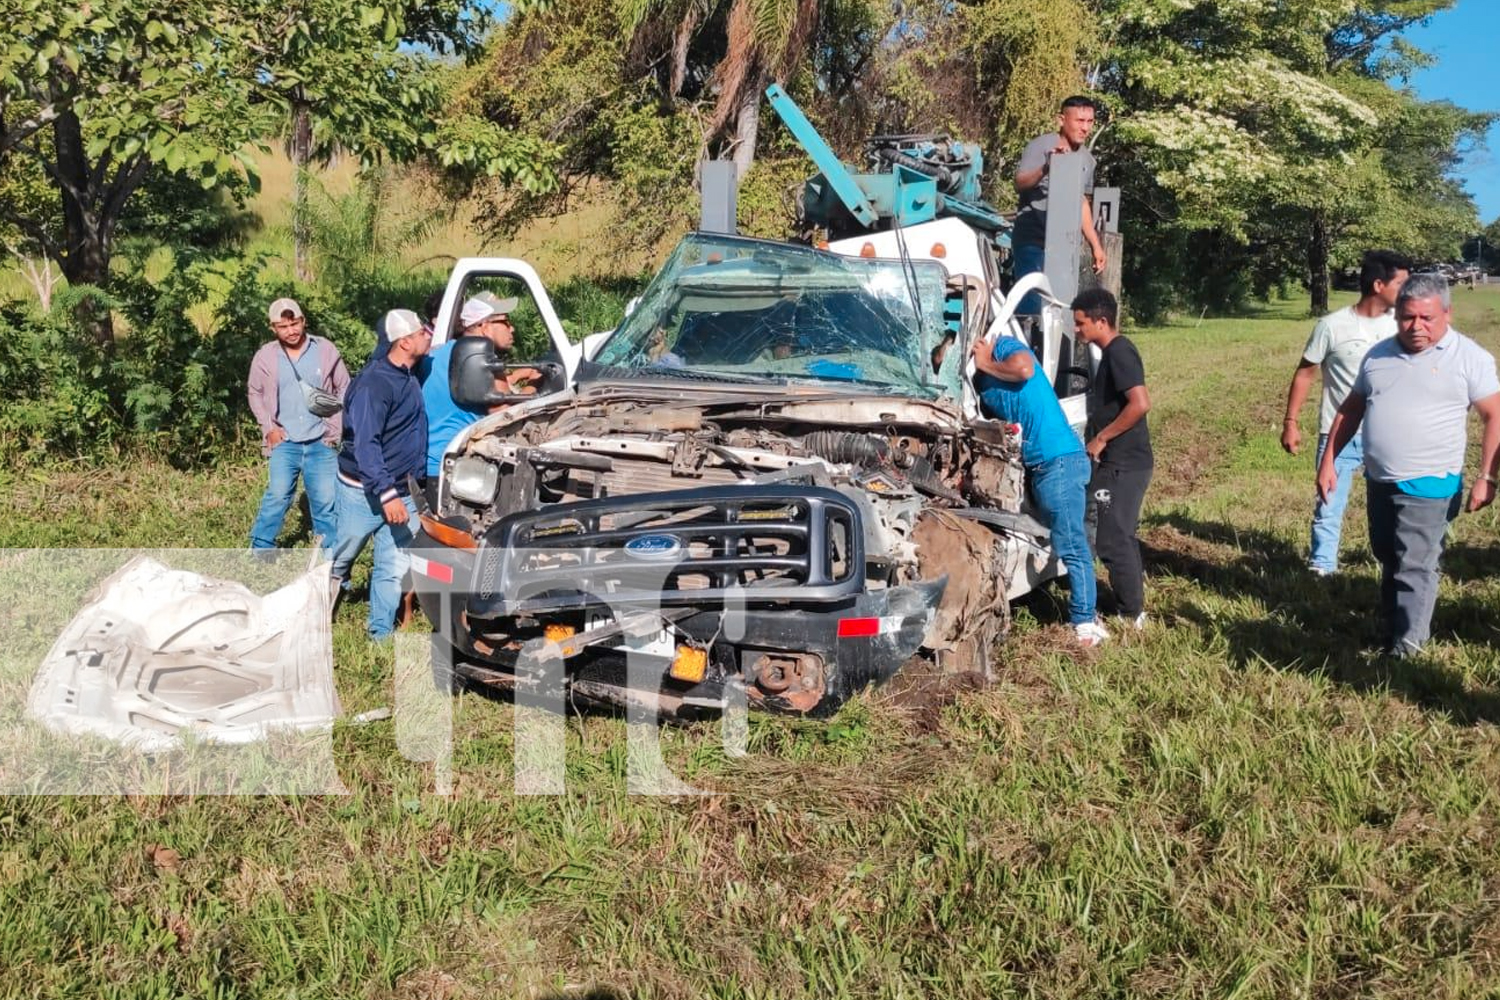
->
[1281, 249, 1410, 574]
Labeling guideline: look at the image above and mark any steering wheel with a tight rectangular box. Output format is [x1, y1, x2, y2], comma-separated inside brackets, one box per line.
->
[514, 361, 566, 395]
[1059, 364, 1091, 396]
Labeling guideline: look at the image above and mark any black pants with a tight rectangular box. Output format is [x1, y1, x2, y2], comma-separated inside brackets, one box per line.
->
[1087, 462, 1153, 617]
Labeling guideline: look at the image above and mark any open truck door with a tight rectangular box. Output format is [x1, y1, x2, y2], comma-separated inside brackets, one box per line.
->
[430, 259, 582, 381]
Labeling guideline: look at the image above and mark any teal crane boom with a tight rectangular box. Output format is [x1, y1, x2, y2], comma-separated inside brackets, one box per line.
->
[764, 84, 1010, 244]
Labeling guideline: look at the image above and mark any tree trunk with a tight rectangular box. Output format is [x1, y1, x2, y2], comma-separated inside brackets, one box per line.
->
[731, 84, 760, 176]
[50, 106, 114, 347]
[292, 99, 313, 283]
[9, 253, 59, 312]
[1308, 211, 1330, 316]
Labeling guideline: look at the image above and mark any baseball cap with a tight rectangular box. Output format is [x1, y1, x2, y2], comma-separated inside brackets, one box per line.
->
[460, 292, 520, 329]
[268, 297, 303, 322]
[384, 308, 424, 343]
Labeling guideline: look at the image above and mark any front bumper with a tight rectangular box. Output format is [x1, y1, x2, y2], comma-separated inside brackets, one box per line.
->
[408, 486, 943, 715]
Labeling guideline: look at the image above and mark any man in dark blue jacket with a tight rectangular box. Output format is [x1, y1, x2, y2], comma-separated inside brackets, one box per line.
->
[331, 308, 432, 639]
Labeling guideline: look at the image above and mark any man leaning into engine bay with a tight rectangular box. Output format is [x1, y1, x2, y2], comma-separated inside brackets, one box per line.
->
[972, 332, 1109, 647]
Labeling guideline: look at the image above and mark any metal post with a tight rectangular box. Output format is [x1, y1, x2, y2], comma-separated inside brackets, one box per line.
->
[1042, 154, 1088, 381]
[700, 161, 739, 235]
[1042, 154, 1087, 311]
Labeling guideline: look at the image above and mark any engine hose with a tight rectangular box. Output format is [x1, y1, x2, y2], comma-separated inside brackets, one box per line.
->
[801, 431, 899, 469]
[803, 431, 962, 500]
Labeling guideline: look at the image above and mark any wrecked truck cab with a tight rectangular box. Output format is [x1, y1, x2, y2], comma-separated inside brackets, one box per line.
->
[412, 232, 1063, 717]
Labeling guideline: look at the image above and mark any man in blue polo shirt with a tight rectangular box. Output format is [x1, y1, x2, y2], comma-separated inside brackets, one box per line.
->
[973, 332, 1109, 646]
[1319, 272, 1500, 656]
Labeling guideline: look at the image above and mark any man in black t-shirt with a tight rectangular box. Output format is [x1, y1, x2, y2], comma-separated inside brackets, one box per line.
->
[1073, 288, 1154, 629]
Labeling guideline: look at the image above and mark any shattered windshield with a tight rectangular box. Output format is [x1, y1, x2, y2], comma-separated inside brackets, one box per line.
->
[589, 234, 959, 399]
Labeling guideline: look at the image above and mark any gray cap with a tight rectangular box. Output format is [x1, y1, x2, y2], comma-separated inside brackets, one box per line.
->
[268, 297, 303, 322]
[460, 292, 520, 329]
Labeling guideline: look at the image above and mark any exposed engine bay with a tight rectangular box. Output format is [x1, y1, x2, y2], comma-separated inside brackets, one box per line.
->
[415, 382, 1053, 716]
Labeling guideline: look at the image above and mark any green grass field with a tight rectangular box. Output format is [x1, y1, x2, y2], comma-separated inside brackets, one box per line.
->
[2, 288, 1500, 998]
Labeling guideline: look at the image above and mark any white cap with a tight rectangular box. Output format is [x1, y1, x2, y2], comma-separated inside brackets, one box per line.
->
[383, 308, 424, 343]
[460, 292, 519, 329]
[268, 297, 303, 322]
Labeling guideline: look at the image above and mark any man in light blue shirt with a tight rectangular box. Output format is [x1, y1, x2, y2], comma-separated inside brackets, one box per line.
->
[1319, 272, 1500, 656]
[973, 333, 1107, 646]
[419, 292, 540, 497]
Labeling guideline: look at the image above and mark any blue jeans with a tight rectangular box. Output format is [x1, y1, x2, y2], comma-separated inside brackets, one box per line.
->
[1012, 242, 1046, 315]
[1310, 433, 1362, 573]
[248, 440, 338, 553]
[1031, 451, 1097, 625]
[330, 482, 417, 640]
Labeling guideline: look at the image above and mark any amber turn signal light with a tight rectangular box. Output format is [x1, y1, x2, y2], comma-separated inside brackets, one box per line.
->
[419, 514, 478, 552]
[668, 645, 708, 683]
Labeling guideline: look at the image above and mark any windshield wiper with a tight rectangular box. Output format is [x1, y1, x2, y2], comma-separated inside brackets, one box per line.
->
[582, 363, 781, 386]
[781, 375, 938, 399]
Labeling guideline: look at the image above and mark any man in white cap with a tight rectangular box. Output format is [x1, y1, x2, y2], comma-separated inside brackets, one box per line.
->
[246, 297, 349, 555]
[418, 291, 540, 498]
[331, 308, 433, 640]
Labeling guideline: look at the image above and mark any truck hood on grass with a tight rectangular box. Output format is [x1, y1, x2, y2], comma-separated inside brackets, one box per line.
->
[28, 555, 339, 753]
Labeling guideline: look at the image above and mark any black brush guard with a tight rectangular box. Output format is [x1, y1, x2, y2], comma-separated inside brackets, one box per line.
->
[467, 485, 865, 617]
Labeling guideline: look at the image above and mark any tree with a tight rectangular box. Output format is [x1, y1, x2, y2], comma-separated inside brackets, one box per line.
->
[454, 0, 1482, 318]
[619, 0, 829, 174]
[0, 3, 269, 341]
[451, 0, 930, 253]
[1093, 0, 1480, 316]
[0, 1, 503, 342]
[254, 1, 491, 281]
[0, 153, 62, 309]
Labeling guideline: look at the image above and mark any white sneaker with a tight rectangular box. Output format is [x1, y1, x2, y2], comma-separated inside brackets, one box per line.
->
[1075, 620, 1111, 647]
[1129, 612, 1148, 631]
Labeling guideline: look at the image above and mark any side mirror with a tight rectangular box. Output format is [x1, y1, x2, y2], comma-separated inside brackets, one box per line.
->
[449, 339, 565, 407]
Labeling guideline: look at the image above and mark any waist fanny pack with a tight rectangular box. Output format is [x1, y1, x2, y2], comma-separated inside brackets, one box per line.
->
[282, 343, 343, 418]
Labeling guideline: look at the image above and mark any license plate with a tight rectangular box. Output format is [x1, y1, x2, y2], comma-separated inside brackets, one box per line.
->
[586, 614, 675, 657]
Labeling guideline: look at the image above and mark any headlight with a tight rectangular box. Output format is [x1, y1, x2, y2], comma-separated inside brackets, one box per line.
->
[448, 456, 499, 505]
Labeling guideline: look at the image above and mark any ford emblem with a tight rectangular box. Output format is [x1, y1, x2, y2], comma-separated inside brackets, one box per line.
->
[623, 534, 683, 561]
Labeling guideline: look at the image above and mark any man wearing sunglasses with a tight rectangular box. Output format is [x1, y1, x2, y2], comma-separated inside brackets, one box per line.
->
[418, 292, 540, 505]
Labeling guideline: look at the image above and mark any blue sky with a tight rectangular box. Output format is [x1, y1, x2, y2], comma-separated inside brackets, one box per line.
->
[1406, 1, 1500, 224]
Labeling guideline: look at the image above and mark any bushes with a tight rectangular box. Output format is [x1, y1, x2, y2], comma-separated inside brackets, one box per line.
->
[0, 251, 642, 469]
[0, 288, 120, 459]
[0, 252, 412, 467]
[538, 274, 645, 341]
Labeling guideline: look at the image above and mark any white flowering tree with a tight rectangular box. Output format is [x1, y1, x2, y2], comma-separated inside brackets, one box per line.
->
[1096, 0, 1479, 314]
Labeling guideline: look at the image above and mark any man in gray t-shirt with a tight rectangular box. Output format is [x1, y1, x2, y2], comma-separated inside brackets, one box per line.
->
[1317, 272, 1500, 656]
[1011, 95, 1108, 314]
